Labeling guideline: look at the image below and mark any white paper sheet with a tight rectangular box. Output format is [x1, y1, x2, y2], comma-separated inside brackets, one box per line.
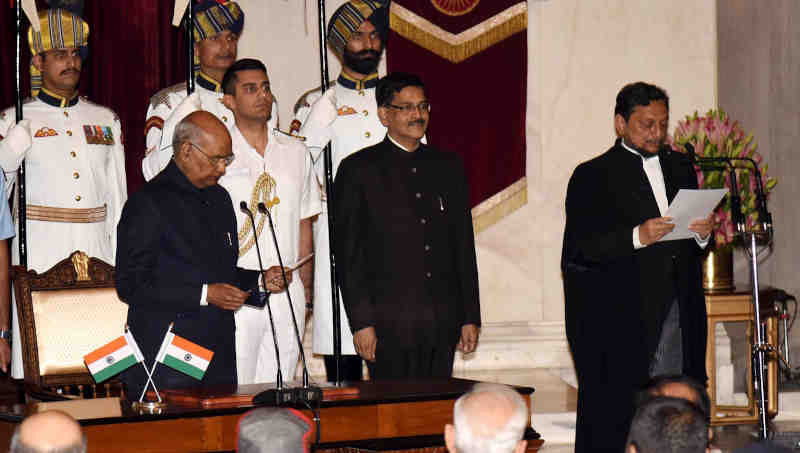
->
[659, 189, 727, 242]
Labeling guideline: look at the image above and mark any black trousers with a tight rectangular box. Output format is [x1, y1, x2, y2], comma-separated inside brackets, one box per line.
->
[366, 343, 456, 380]
[323, 354, 363, 382]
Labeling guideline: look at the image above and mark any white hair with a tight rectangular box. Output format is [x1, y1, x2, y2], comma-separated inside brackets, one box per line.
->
[453, 383, 528, 453]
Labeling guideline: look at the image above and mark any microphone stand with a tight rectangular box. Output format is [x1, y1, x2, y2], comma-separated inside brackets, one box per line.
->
[14, 0, 27, 268]
[240, 202, 294, 406]
[686, 144, 774, 439]
[258, 202, 322, 403]
[315, 0, 344, 386]
[185, 1, 195, 95]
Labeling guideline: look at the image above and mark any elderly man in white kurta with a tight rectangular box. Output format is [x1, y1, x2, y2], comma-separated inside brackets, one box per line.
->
[0, 9, 127, 379]
[293, 0, 389, 382]
[220, 59, 320, 384]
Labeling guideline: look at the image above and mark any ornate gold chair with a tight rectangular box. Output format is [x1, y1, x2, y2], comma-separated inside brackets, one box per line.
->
[12, 251, 128, 400]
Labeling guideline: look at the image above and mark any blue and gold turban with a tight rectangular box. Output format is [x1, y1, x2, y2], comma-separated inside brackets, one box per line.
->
[327, 0, 389, 60]
[192, 1, 245, 77]
[193, 0, 244, 41]
[27, 8, 89, 96]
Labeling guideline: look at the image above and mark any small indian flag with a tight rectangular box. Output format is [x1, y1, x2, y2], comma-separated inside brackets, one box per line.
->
[155, 331, 214, 380]
[84, 331, 144, 383]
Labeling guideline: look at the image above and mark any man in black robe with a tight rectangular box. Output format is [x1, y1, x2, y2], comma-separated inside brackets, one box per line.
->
[116, 111, 258, 396]
[561, 82, 714, 453]
[333, 72, 481, 379]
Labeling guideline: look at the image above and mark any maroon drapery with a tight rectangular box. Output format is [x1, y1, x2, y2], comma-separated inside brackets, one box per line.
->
[0, 0, 187, 193]
[387, 0, 527, 208]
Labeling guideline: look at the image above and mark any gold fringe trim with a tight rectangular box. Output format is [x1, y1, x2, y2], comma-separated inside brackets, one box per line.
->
[390, 3, 527, 63]
[471, 177, 527, 234]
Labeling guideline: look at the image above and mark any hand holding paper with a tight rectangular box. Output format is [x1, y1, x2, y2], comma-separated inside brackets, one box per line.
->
[659, 189, 726, 242]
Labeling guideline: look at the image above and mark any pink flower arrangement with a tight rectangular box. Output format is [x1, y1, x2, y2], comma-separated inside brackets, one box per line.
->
[670, 110, 777, 247]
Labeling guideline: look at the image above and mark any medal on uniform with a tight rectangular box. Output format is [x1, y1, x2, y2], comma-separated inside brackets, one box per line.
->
[83, 125, 115, 145]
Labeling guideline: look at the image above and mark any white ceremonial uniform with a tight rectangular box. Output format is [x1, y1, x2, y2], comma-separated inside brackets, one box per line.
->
[295, 73, 385, 356]
[221, 126, 321, 384]
[142, 73, 278, 181]
[0, 90, 128, 378]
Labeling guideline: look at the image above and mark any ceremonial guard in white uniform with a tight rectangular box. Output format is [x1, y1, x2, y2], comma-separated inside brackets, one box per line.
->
[294, 0, 389, 381]
[221, 59, 320, 383]
[0, 8, 127, 379]
[142, 0, 278, 181]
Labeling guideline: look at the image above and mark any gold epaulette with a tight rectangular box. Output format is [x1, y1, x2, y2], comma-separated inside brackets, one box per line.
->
[149, 82, 188, 111]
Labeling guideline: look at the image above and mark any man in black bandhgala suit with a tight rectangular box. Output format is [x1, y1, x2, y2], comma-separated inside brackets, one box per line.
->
[333, 73, 481, 379]
[116, 112, 258, 396]
[561, 82, 714, 453]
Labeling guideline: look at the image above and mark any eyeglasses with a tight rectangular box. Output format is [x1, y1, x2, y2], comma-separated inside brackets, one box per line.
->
[387, 102, 431, 114]
[188, 142, 235, 167]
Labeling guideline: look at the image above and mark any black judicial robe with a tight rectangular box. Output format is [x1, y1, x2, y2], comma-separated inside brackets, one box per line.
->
[561, 139, 708, 453]
[333, 138, 480, 355]
[116, 161, 258, 396]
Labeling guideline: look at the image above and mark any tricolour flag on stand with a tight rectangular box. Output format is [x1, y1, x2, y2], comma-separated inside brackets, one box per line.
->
[84, 331, 144, 383]
[155, 330, 213, 380]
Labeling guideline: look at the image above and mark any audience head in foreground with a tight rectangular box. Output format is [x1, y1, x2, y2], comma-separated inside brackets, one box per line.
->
[10, 410, 86, 453]
[639, 375, 711, 420]
[627, 396, 709, 453]
[445, 383, 528, 453]
[238, 407, 315, 453]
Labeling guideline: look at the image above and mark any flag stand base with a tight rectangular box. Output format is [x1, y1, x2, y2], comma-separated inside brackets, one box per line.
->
[131, 400, 168, 414]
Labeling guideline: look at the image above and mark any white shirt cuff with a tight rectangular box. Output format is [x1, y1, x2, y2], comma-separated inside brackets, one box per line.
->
[200, 284, 208, 306]
[633, 226, 646, 249]
[693, 231, 710, 249]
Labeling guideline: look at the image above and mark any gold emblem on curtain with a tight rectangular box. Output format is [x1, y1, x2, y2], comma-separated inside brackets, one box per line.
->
[238, 172, 280, 257]
[431, 0, 480, 16]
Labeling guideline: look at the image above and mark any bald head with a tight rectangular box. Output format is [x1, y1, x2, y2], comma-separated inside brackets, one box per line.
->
[172, 111, 231, 156]
[172, 111, 233, 188]
[445, 383, 528, 453]
[11, 410, 86, 453]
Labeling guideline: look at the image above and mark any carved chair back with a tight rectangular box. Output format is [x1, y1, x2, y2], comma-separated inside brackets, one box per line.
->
[12, 251, 128, 399]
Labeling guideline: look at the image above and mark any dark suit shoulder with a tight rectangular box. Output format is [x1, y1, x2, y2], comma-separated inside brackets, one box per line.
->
[578, 142, 625, 168]
[337, 142, 387, 177]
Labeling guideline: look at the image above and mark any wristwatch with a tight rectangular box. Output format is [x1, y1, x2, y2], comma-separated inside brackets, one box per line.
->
[0, 330, 11, 342]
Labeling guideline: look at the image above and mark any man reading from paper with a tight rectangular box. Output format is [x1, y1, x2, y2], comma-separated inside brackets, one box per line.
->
[116, 112, 259, 395]
[561, 82, 714, 453]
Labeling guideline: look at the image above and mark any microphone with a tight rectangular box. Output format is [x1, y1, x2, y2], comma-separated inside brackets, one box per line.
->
[684, 143, 772, 235]
[683, 143, 745, 233]
[257, 202, 322, 403]
[240, 201, 294, 406]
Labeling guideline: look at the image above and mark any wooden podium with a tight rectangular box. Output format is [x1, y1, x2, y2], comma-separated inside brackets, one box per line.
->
[705, 289, 780, 425]
[0, 378, 543, 453]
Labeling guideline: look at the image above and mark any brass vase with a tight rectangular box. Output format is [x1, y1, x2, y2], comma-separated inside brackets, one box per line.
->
[702, 246, 734, 293]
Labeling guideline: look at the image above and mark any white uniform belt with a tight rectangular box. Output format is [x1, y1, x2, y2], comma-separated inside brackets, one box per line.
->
[25, 204, 107, 223]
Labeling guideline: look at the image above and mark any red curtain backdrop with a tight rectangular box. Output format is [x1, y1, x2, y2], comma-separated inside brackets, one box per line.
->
[0, 0, 187, 193]
[387, 0, 527, 208]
